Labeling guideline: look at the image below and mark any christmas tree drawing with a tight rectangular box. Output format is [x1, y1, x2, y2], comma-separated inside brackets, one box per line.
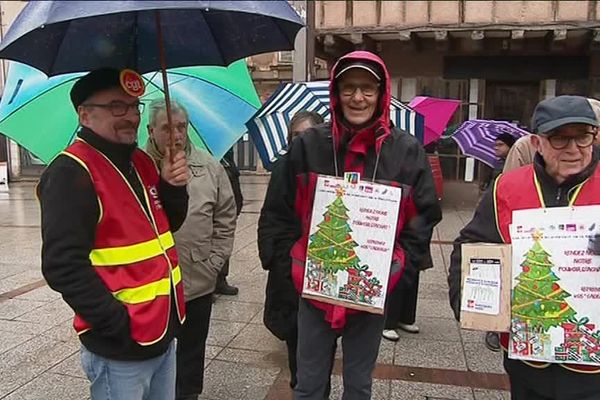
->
[512, 231, 577, 332]
[307, 186, 359, 274]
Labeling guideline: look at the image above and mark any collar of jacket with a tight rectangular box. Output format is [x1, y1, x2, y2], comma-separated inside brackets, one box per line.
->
[78, 127, 137, 173]
[533, 146, 600, 194]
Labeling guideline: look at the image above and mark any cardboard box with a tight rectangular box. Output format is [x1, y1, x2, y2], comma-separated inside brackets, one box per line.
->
[460, 243, 511, 332]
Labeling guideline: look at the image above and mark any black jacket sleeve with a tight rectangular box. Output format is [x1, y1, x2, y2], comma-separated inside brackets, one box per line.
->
[158, 178, 189, 232]
[448, 187, 503, 320]
[257, 154, 302, 340]
[221, 150, 244, 215]
[397, 142, 443, 287]
[38, 156, 130, 338]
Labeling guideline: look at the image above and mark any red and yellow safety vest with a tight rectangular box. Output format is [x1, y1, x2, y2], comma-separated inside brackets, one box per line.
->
[494, 164, 600, 373]
[63, 139, 186, 346]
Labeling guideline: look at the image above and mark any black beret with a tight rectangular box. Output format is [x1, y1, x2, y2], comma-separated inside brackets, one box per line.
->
[70, 68, 121, 110]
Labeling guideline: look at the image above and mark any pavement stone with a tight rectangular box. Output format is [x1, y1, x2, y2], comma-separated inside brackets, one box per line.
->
[49, 352, 86, 379]
[13, 286, 61, 302]
[0, 330, 36, 356]
[473, 389, 511, 400]
[14, 299, 73, 329]
[398, 316, 461, 342]
[463, 342, 505, 374]
[2, 372, 89, 400]
[393, 338, 468, 371]
[200, 360, 280, 400]
[0, 298, 46, 320]
[390, 380, 475, 400]
[211, 298, 263, 323]
[0, 335, 78, 398]
[206, 319, 246, 347]
[0, 319, 50, 335]
[329, 376, 391, 399]
[0, 270, 43, 294]
[415, 297, 456, 320]
[228, 323, 287, 353]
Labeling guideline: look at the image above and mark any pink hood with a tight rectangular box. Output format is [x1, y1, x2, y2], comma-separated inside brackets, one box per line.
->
[329, 50, 392, 154]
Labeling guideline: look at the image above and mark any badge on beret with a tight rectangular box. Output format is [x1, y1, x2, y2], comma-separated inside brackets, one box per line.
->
[120, 69, 145, 97]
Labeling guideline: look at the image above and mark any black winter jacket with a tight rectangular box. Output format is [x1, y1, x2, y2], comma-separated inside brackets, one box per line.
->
[259, 123, 442, 339]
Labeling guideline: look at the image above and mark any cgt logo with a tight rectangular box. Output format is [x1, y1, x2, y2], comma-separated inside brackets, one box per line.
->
[148, 185, 163, 210]
[120, 69, 145, 97]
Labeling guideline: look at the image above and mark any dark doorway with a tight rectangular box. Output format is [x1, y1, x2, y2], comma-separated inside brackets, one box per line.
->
[484, 81, 540, 129]
[480, 81, 540, 187]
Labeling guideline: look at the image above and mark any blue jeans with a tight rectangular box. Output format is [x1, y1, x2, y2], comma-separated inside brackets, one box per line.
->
[80, 340, 177, 400]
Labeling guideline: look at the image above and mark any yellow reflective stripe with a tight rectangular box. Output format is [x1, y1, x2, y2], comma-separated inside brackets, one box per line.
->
[171, 264, 182, 285]
[90, 232, 175, 266]
[492, 175, 506, 243]
[568, 179, 588, 207]
[533, 173, 546, 208]
[113, 265, 181, 305]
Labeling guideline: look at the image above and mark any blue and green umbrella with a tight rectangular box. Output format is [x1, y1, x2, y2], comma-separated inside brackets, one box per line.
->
[0, 60, 261, 163]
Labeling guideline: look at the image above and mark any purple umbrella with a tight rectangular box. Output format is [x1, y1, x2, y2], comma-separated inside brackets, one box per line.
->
[452, 119, 530, 167]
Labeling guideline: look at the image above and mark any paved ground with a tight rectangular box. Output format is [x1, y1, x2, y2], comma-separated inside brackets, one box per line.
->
[0, 176, 511, 400]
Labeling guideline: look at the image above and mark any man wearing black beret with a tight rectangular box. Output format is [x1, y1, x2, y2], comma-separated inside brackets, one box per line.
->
[38, 68, 190, 400]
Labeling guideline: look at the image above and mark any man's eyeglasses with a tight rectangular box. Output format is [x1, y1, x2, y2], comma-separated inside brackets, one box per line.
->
[338, 83, 380, 97]
[82, 101, 145, 117]
[546, 132, 597, 150]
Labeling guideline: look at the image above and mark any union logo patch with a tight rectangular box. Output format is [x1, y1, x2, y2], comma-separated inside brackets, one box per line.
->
[120, 69, 145, 97]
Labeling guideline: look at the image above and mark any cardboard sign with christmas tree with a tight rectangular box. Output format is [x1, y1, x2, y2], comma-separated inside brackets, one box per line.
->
[509, 206, 600, 366]
[302, 176, 402, 314]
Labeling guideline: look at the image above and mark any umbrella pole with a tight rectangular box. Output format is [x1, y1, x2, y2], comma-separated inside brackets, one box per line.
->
[155, 10, 175, 162]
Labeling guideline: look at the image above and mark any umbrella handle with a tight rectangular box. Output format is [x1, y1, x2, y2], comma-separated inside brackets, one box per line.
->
[155, 10, 176, 163]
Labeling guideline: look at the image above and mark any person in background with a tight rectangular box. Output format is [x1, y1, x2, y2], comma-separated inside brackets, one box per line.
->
[146, 99, 237, 399]
[382, 250, 433, 341]
[588, 98, 600, 146]
[493, 133, 516, 176]
[215, 148, 243, 296]
[146, 99, 237, 400]
[262, 109, 332, 394]
[286, 111, 325, 144]
[503, 134, 536, 172]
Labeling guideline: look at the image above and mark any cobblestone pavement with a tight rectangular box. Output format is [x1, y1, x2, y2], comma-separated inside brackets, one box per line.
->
[0, 177, 510, 399]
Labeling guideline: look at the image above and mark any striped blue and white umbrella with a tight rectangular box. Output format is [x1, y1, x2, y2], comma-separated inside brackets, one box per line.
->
[246, 80, 425, 170]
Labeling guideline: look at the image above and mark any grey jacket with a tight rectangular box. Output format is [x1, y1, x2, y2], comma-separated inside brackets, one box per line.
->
[147, 141, 237, 301]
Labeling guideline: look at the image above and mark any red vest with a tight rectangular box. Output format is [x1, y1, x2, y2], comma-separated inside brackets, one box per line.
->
[63, 139, 186, 345]
[494, 164, 600, 373]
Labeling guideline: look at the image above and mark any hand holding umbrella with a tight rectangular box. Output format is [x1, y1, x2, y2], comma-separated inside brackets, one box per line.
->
[161, 146, 190, 186]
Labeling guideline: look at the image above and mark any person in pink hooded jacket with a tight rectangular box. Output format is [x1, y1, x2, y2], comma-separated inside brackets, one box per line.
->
[258, 51, 441, 399]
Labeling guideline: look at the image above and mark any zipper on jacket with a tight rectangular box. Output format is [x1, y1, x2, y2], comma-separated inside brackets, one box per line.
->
[555, 187, 562, 203]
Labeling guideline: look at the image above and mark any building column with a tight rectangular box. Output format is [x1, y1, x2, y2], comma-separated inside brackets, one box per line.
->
[400, 78, 417, 103]
[544, 79, 556, 99]
[8, 139, 20, 179]
[390, 77, 400, 99]
[464, 79, 480, 182]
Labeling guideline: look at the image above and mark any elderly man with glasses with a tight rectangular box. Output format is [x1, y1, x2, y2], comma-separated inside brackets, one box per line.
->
[448, 95, 600, 400]
[37, 68, 190, 400]
[259, 51, 441, 399]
